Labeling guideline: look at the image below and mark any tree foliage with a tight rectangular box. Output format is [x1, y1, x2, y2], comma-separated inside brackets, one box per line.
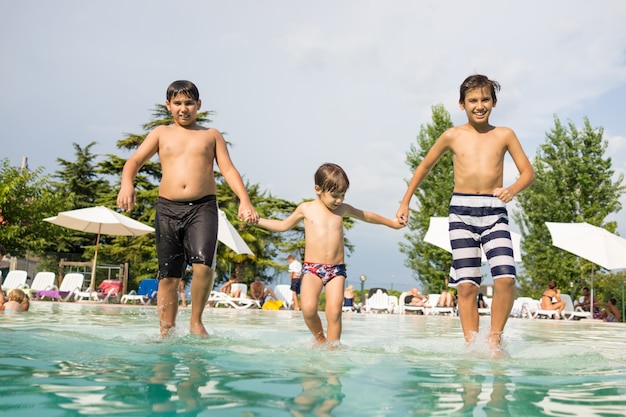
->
[0, 159, 70, 257]
[399, 104, 455, 294]
[513, 116, 625, 299]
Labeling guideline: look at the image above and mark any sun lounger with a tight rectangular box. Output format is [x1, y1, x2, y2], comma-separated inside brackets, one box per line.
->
[365, 289, 393, 313]
[36, 273, 84, 301]
[21, 271, 56, 299]
[1, 270, 28, 294]
[560, 293, 592, 320]
[120, 278, 158, 305]
[274, 284, 294, 310]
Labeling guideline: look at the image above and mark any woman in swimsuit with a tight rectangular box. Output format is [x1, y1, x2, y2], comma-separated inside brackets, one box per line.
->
[540, 280, 566, 318]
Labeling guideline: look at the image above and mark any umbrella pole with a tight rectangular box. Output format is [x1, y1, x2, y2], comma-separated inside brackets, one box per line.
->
[91, 226, 101, 291]
[590, 264, 595, 317]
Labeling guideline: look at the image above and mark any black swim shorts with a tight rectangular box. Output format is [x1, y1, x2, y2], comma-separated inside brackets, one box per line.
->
[155, 195, 218, 279]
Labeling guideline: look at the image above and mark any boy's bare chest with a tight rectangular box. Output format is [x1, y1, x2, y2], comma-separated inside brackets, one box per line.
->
[159, 133, 215, 158]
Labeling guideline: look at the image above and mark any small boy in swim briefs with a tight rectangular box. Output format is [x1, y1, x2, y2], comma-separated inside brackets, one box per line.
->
[396, 74, 535, 349]
[253, 163, 404, 345]
[0, 288, 29, 312]
[117, 80, 258, 338]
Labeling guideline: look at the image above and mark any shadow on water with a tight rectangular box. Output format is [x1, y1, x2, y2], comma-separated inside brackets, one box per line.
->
[1, 303, 625, 416]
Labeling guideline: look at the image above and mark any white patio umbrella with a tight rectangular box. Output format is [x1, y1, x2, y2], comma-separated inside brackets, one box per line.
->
[424, 217, 522, 262]
[44, 206, 155, 291]
[218, 209, 254, 255]
[546, 222, 626, 314]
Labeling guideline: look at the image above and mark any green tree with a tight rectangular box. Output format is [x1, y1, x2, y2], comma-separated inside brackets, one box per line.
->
[513, 116, 625, 298]
[50, 142, 114, 258]
[399, 104, 455, 294]
[0, 159, 70, 257]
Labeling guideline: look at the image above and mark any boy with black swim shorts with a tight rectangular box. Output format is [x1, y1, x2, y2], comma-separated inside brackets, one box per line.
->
[117, 80, 257, 338]
[396, 75, 535, 351]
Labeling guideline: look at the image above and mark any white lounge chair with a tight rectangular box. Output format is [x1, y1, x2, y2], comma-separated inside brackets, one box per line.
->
[398, 291, 426, 315]
[1, 270, 28, 293]
[365, 289, 393, 313]
[21, 271, 56, 299]
[208, 283, 259, 309]
[274, 284, 294, 310]
[425, 294, 456, 316]
[76, 280, 122, 303]
[560, 293, 592, 320]
[519, 298, 560, 319]
[36, 273, 85, 301]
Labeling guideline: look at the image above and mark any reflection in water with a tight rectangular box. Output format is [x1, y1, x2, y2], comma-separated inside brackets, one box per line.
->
[289, 373, 345, 417]
[2, 304, 626, 416]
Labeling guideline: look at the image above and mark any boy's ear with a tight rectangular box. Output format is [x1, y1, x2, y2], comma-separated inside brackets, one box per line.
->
[314, 185, 322, 195]
[197, 99, 202, 110]
[458, 101, 465, 110]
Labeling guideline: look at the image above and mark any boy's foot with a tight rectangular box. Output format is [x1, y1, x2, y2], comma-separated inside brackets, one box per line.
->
[190, 321, 209, 338]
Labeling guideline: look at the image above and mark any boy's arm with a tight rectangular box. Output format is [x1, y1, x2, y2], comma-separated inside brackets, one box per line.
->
[344, 205, 405, 230]
[256, 207, 305, 232]
[20, 297, 29, 312]
[117, 128, 161, 212]
[493, 131, 535, 203]
[213, 130, 258, 224]
[397, 133, 451, 224]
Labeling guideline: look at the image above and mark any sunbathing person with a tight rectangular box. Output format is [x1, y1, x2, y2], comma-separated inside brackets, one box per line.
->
[597, 298, 620, 323]
[540, 280, 566, 318]
[219, 275, 242, 298]
[0, 288, 29, 312]
[438, 289, 456, 307]
[249, 277, 277, 303]
[404, 287, 428, 307]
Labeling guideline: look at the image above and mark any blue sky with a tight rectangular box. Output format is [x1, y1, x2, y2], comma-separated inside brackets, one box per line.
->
[2, 1, 626, 290]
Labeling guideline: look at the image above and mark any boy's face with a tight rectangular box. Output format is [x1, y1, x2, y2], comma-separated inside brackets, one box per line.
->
[459, 87, 494, 124]
[166, 92, 201, 127]
[316, 187, 346, 211]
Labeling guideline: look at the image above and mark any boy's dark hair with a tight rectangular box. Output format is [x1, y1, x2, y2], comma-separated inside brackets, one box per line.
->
[459, 74, 501, 105]
[314, 163, 350, 193]
[166, 80, 200, 102]
[0, 244, 6, 257]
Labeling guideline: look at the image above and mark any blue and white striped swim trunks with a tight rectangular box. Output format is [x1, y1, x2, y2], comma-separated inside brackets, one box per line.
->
[448, 193, 516, 287]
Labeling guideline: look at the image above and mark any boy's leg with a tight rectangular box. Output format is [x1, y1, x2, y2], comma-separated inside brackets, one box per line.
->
[456, 282, 479, 343]
[489, 277, 515, 344]
[300, 274, 325, 343]
[324, 276, 345, 342]
[157, 277, 181, 337]
[189, 264, 213, 336]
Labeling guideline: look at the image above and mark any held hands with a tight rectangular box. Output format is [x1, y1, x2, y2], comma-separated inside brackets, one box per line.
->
[239, 207, 259, 225]
[396, 205, 409, 226]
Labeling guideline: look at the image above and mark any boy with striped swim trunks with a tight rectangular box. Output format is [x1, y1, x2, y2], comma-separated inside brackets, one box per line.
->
[396, 75, 535, 350]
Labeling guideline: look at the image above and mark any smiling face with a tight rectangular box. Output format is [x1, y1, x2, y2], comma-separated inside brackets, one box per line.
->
[459, 87, 495, 125]
[166, 92, 201, 127]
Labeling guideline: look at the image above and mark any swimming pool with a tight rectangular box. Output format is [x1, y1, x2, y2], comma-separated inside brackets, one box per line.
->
[1, 302, 625, 416]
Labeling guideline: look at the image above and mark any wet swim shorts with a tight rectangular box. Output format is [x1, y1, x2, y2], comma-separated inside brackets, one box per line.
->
[155, 195, 218, 279]
[448, 193, 516, 288]
[302, 263, 347, 286]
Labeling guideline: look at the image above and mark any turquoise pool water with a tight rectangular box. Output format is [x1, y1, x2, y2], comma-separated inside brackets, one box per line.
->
[1, 302, 625, 416]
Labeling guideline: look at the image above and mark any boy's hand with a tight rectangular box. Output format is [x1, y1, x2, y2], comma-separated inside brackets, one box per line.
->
[493, 187, 514, 203]
[391, 218, 407, 230]
[396, 205, 409, 226]
[238, 204, 259, 225]
[117, 185, 136, 212]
